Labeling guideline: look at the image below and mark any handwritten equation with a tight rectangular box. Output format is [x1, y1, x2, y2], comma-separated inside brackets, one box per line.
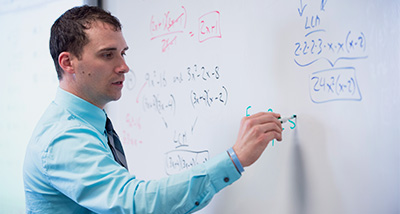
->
[294, 0, 367, 103]
[139, 65, 229, 118]
[165, 149, 209, 175]
[121, 113, 143, 147]
[294, 31, 367, 67]
[199, 11, 222, 43]
[310, 67, 362, 103]
[150, 6, 222, 52]
[150, 6, 187, 41]
[190, 86, 228, 108]
[142, 94, 176, 116]
[122, 63, 227, 175]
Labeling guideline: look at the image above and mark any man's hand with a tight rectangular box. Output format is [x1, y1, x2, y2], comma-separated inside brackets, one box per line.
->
[232, 112, 282, 167]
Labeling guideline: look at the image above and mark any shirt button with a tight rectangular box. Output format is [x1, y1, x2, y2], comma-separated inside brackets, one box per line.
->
[195, 201, 200, 206]
[224, 177, 230, 182]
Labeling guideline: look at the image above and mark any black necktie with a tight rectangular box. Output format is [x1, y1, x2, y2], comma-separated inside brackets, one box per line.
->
[105, 117, 128, 170]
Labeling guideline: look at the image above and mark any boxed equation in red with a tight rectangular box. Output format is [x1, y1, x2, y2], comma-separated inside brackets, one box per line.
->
[198, 11, 222, 43]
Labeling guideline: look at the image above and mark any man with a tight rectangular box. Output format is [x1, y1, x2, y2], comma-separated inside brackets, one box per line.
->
[23, 5, 282, 214]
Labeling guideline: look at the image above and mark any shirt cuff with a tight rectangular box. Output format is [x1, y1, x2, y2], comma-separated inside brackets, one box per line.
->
[205, 151, 242, 193]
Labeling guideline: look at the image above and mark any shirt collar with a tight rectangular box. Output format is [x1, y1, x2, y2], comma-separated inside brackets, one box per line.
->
[54, 87, 107, 134]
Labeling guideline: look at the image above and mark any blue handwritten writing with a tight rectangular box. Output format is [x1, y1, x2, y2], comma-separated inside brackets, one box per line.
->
[309, 67, 362, 103]
[294, 0, 367, 103]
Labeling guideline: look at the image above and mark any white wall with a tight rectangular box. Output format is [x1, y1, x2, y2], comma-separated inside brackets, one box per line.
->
[0, 0, 85, 212]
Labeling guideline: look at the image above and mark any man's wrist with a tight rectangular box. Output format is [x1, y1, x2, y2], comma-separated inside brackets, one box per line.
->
[227, 147, 244, 174]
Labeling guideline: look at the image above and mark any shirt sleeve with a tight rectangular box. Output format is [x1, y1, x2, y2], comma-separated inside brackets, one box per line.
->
[133, 151, 241, 214]
[42, 126, 241, 214]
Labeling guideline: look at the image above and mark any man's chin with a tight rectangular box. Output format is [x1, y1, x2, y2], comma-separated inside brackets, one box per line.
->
[113, 93, 122, 101]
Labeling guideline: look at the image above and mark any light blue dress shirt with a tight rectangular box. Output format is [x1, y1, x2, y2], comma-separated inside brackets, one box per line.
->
[23, 88, 241, 214]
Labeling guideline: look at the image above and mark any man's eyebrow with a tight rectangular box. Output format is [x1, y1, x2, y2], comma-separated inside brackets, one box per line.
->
[98, 47, 117, 52]
[98, 47, 129, 52]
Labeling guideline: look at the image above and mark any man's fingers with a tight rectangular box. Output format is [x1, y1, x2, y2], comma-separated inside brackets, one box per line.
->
[263, 130, 282, 143]
[234, 111, 284, 167]
[249, 112, 280, 120]
[242, 112, 281, 128]
[256, 122, 282, 139]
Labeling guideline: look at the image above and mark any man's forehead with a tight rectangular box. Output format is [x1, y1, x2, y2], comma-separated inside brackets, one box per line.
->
[84, 22, 127, 50]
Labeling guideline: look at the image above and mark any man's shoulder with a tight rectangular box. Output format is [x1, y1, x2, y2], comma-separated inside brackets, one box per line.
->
[24, 100, 108, 178]
[29, 101, 104, 153]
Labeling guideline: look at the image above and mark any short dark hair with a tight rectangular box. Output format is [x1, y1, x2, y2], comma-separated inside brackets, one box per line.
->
[50, 5, 122, 80]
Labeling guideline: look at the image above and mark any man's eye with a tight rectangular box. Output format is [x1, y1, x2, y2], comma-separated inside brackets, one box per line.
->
[103, 52, 113, 59]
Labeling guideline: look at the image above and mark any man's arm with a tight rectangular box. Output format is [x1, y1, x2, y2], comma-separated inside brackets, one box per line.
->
[43, 126, 240, 214]
[42, 112, 281, 213]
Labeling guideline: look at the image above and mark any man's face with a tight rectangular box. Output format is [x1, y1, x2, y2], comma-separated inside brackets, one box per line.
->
[72, 21, 129, 108]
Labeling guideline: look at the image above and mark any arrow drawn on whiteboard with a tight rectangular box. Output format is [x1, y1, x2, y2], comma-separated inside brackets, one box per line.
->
[136, 81, 147, 104]
[298, 0, 307, 17]
[162, 117, 168, 128]
[191, 117, 198, 134]
[321, 0, 328, 11]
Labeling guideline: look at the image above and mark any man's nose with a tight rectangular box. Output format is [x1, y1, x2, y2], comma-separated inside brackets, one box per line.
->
[116, 58, 130, 74]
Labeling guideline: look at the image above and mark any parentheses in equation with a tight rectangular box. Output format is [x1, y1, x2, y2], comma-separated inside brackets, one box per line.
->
[152, 94, 160, 114]
[360, 32, 366, 52]
[204, 89, 211, 107]
[182, 6, 187, 28]
[349, 77, 356, 95]
[170, 94, 176, 115]
[335, 74, 341, 95]
[222, 86, 228, 105]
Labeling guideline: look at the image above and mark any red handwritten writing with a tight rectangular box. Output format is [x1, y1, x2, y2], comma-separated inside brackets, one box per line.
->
[150, 6, 187, 40]
[161, 36, 177, 52]
[149, 8, 223, 52]
[122, 130, 143, 146]
[198, 11, 222, 43]
[122, 114, 143, 146]
[125, 113, 142, 130]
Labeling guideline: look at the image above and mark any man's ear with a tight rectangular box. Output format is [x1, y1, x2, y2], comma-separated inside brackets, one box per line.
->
[58, 52, 75, 74]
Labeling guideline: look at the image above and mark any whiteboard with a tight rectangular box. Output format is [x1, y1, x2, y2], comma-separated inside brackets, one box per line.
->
[105, 1, 400, 213]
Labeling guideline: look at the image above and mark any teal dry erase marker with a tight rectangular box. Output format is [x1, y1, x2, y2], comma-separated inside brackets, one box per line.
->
[279, 115, 297, 123]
